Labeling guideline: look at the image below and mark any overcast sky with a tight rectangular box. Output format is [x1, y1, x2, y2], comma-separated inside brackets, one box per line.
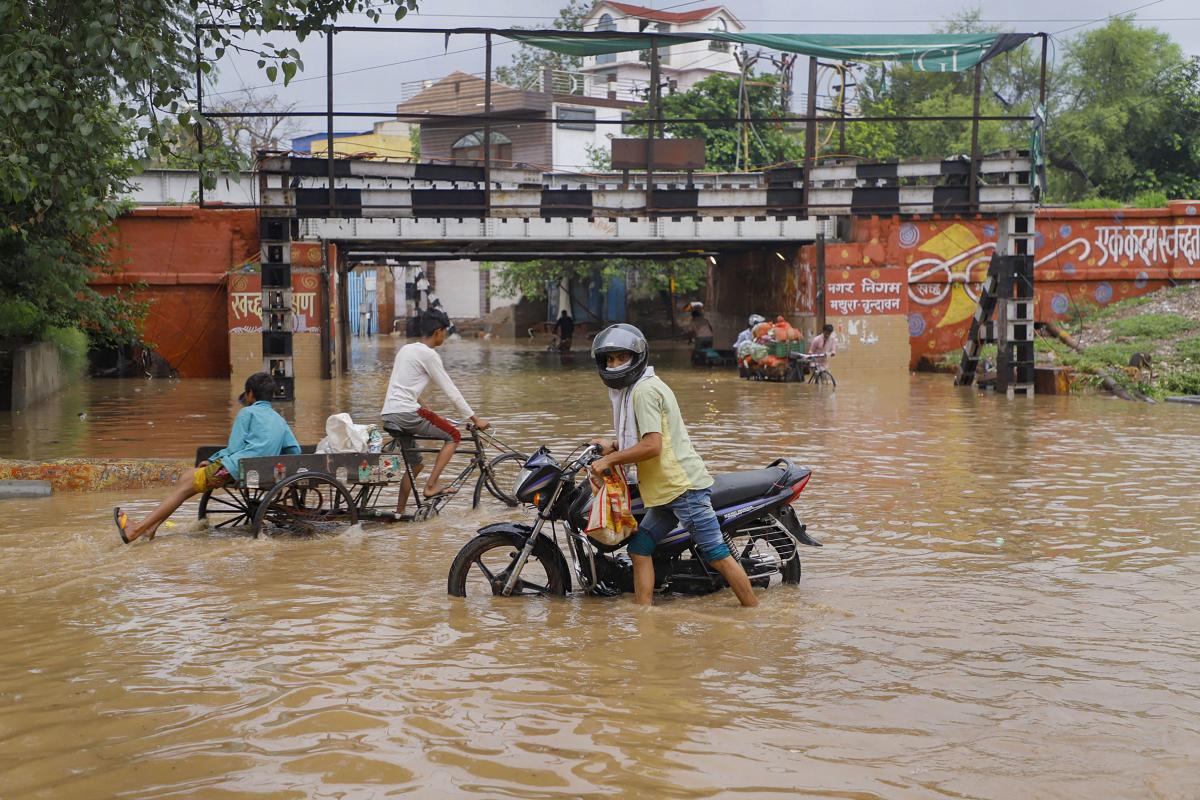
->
[204, 0, 1200, 138]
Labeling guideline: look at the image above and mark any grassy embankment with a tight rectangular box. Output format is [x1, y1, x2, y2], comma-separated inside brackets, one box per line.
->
[1037, 283, 1200, 399]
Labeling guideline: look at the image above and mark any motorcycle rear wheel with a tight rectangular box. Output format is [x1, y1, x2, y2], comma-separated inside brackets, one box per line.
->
[447, 532, 568, 598]
[727, 529, 802, 588]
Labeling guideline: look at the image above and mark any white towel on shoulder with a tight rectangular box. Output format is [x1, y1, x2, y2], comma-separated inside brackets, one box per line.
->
[608, 367, 655, 483]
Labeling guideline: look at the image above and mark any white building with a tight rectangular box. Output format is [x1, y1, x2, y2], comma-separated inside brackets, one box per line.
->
[580, 2, 744, 95]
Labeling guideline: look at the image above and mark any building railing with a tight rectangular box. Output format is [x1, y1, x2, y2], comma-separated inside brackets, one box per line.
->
[399, 69, 650, 104]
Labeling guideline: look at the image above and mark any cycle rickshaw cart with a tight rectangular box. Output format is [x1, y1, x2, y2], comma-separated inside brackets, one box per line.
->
[195, 425, 527, 537]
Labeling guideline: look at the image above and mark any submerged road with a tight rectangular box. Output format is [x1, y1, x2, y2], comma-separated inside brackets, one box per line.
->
[0, 339, 1197, 798]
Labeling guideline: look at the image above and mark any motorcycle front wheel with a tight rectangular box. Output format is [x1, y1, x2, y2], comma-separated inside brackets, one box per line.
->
[447, 532, 568, 597]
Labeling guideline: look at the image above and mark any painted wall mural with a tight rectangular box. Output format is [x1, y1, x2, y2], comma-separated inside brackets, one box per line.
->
[228, 271, 324, 334]
[809, 202, 1200, 367]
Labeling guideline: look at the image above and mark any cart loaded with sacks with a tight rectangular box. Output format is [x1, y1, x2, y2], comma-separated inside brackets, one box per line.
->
[193, 426, 527, 537]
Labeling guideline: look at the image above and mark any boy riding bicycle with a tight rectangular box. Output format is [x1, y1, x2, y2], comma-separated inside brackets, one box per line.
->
[381, 309, 489, 516]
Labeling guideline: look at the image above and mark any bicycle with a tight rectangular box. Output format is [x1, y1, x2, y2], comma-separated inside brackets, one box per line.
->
[788, 353, 837, 387]
[378, 422, 528, 521]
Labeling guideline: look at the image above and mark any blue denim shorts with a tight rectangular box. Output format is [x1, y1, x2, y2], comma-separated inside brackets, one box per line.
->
[627, 487, 731, 562]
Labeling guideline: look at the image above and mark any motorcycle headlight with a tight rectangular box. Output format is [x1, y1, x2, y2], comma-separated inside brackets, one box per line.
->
[513, 467, 535, 502]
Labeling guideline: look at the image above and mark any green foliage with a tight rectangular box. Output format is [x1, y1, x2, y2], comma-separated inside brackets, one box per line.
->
[852, 10, 1038, 162]
[1067, 198, 1124, 209]
[1175, 336, 1200, 363]
[625, 74, 803, 171]
[44, 326, 89, 376]
[849, 13, 1200, 203]
[1048, 19, 1200, 203]
[490, 258, 706, 306]
[495, 0, 589, 89]
[1, 1, 418, 350]
[1131, 190, 1169, 209]
[1107, 313, 1197, 339]
[1158, 367, 1200, 396]
[0, 297, 43, 339]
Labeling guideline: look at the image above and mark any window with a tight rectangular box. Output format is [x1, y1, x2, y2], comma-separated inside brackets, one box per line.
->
[597, 13, 616, 65]
[621, 111, 636, 133]
[709, 16, 729, 51]
[556, 107, 596, 131]
[450, 130, 512, 164]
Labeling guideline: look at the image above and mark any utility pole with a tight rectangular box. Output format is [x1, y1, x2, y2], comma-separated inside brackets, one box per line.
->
[803, 56, 818, 215]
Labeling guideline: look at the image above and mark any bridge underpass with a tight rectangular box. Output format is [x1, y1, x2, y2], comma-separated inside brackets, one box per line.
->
[248, 152, 1035, 397]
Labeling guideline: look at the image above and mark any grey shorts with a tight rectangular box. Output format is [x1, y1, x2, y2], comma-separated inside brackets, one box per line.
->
[381, 411, 459, 467]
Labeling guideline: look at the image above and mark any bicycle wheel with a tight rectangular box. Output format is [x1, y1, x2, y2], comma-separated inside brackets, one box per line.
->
[482, 452, 526, 507]
[815, 368, 836, 387]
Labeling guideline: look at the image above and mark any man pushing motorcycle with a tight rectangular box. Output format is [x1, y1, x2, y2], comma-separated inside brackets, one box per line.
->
[587, 324, 759, 607]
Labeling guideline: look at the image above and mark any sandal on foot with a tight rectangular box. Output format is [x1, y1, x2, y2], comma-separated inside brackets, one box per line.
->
[113, 507, 131, 544]
[422, 487, 458, 501]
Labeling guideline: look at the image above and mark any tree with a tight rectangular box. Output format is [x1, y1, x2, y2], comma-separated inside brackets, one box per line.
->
[152, 91, 301, 169]
[0, 1, 417, 344]
[851, 10, 1041, 163]
[1048, 18, 1200, 201]
[494, 0, 589, 90]
[626, 73, 804, 171]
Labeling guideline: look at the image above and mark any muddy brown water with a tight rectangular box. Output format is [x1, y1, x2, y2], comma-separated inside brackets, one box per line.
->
[1, 339, 1198, 798]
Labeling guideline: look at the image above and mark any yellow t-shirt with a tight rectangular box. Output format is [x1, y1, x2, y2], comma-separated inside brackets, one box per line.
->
[631, 376, 713, 507]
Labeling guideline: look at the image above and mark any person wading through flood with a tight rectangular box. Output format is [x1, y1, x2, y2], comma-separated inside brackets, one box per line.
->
[113, 372, 300, 543]
[553, 308, 575, 351]
[586, 324, 758, 607]
[381, 308, 490, 516]
[684, 301, 714, 353]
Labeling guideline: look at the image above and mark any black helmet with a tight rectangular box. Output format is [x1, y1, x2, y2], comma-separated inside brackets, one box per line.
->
[591, 323, 649, 389]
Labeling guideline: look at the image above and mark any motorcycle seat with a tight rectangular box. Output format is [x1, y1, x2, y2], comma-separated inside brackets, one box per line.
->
[709, 467, 785, 509]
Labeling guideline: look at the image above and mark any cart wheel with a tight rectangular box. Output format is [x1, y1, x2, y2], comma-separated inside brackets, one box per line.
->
[198, 485, 264, 531]
[250, 472, 358, 538]
[413, 503, 439, 522]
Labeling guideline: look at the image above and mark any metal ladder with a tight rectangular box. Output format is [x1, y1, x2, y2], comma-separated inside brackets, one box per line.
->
[956, 213, 1037, 397]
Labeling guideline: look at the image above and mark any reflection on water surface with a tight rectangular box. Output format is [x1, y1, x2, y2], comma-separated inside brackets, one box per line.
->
[1, 339, 1197, 798]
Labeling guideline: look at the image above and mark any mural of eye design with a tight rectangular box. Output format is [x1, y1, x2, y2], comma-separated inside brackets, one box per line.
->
[1095, 283, 1114, 304]
[907, 313, 926, 337]
[1051, 294, 1070, 315]
[1135, 271, 1149, 288]
[899, 223, 920, 248]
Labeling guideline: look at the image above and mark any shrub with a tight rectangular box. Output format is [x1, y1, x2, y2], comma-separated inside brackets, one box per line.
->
[1131, 190, 1169, 209]
[44, 326, 89, 376]
[1107, 313, 1197, 339]
[1159, 368, 1200, 396]
[1175, 336, 1200, 363]
[1067, 198, 1123, 209]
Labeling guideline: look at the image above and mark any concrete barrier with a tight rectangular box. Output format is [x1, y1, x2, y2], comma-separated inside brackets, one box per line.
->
[0, 459, 191, 494]
[0, 480, 52, 499]
[9, 341, 63, 411]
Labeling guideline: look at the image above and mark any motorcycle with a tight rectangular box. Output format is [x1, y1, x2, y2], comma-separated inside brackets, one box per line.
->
[446, 443, 821, 598]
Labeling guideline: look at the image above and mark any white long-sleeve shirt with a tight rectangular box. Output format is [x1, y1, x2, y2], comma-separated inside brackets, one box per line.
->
[381, 342, 475, 419]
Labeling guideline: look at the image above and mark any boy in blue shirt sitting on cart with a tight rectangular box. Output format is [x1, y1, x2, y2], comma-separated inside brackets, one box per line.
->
[114, 372, 300, 544]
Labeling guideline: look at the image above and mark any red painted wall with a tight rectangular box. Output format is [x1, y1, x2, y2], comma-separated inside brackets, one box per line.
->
[94, 207, 260, 378]
[807, 202, 1200, 367]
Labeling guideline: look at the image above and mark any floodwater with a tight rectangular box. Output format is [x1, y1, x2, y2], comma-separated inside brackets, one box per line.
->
[1, 338, 1198, 799]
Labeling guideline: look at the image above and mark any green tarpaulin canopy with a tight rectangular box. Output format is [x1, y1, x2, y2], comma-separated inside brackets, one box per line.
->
[503, 31, 1035, 72]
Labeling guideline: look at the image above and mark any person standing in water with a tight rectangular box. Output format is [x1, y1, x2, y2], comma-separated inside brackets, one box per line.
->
[587, 324, 758, 607]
